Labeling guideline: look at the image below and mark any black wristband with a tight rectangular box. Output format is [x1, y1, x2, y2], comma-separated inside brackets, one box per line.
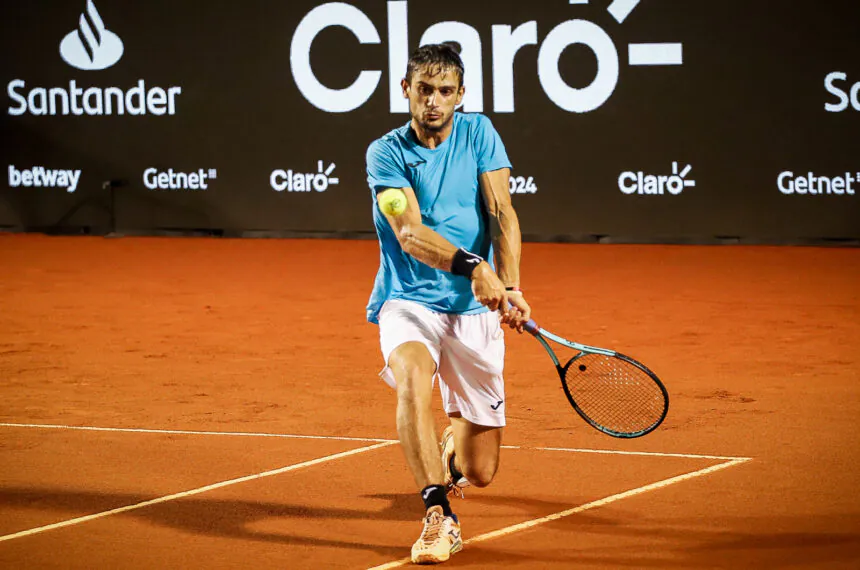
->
[451, 248, 484, 278]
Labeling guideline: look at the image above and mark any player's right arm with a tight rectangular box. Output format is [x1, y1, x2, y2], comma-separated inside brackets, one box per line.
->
[378, 188, 506, 309]
[379, 186, 454, 270]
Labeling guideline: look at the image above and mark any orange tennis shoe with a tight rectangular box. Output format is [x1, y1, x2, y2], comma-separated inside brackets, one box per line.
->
[410, 506, 462, 564]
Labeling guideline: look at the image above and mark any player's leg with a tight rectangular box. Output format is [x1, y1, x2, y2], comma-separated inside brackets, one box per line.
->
[378, 300, 462, 564]
[387, 341, 444, 489]
[438, 309, 507, 491]
[389, 344, 464, 564]
[447, 415, 502, 487]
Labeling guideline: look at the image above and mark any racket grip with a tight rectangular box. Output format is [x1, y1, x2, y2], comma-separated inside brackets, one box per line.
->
[523, 319, 540, 335]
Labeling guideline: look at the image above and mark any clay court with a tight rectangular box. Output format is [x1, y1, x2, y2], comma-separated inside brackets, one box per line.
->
[1, 234, 858, 568]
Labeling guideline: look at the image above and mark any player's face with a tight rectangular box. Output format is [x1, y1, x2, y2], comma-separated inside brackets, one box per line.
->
[402, 66, 464, 133]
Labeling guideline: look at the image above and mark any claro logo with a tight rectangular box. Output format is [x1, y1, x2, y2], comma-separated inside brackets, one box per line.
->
[271, 161, 339, 192]
[7, 2, 182, 117]
[619, 162, 695, 196]
[291, 1, 683, 113]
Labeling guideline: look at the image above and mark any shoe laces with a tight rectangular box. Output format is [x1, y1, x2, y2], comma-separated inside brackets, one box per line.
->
[420, 509, 444, 542]
[447, 482, 466, 499]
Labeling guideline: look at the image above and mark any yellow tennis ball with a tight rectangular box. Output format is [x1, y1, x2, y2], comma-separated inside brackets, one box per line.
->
[378, 188, 407, 216]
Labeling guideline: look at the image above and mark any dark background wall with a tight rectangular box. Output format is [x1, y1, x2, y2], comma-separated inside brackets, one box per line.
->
[2, 1, 858, 242]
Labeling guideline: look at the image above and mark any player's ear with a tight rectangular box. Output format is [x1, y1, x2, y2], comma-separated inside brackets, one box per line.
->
[455, 84, 465, 106]
[401, 78, 410, 99]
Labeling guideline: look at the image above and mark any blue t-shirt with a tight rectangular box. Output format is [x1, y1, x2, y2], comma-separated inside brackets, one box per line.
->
[365, 112, 512, 324]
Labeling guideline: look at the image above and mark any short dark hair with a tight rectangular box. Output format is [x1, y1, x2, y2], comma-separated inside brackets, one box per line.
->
[405, 42, 464, 87]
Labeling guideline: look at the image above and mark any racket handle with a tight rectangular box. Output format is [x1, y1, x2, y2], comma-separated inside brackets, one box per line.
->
[523, 319, 540, 335]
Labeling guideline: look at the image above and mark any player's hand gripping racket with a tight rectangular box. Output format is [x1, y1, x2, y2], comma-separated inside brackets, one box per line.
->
[523, 319, 669, 438]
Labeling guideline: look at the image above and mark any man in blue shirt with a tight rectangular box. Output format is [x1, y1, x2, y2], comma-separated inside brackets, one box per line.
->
[366, 43, 531, 564]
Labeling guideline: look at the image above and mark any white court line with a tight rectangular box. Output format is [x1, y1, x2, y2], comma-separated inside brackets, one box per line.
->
[0, 423, 747, 461]
[367, 457, 752, 570]
[0, 441, 396, 543]
[0, 422, 394, 443]
[503, 445, 750, 462]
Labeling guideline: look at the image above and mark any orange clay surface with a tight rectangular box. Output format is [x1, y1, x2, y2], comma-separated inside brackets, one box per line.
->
[1, 234, 858, 569]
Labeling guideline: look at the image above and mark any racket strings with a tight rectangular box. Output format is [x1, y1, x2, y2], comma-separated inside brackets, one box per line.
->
[564, 353, 666, 434]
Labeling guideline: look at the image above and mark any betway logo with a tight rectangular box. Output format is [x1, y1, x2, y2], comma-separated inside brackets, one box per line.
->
[6, 3, 182, 117]
[619, 162, 695, 195]
[59, 0, 124, 70]
[8, 165, 81, 193]
[778, 171, 857, 196]
[291, 1, 683, 113]
[271, 161, 339, 192]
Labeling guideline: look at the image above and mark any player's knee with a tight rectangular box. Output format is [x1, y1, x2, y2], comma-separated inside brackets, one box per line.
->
[389, 345, 435, 399]
[394, 370, 432, 405]
[462, 462, 498, 488]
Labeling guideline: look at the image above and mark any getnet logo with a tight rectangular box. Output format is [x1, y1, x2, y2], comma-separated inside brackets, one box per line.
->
[143, 168, 218, 191]
[778, 171, 857, 196]
[59, 0, 124, 71]
[619, 162, 695, 196]
[291, 0, 683, 113]
[270, 161, 340, 192]
[7, 1, 182, 117]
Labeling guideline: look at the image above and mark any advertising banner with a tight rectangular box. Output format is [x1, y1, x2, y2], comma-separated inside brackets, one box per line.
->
[2, 1, 858, 241]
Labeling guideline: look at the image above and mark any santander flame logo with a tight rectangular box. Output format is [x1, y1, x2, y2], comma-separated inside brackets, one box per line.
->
[59, 0, 124, 71]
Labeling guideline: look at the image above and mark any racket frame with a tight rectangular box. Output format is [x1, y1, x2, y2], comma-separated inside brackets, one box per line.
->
[525, 320, 670, 438]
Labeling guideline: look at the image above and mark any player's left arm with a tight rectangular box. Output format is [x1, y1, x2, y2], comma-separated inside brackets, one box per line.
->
[479, 168, 531, 331]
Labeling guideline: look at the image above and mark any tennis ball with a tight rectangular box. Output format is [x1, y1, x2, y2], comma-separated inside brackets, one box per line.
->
[378, 188, 408, 216]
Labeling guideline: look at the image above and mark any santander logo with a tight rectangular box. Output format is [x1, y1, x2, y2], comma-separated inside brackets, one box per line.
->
[59, 0, 124, 71]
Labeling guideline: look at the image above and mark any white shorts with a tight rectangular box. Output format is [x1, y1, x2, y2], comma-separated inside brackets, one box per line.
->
[378, 299, 506, 427]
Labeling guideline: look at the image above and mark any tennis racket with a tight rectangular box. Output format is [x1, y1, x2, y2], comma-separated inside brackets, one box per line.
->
[523, 319, 669, 438]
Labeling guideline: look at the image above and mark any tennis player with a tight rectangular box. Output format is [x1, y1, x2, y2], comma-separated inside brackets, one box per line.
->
[365, 43, 531, 564]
